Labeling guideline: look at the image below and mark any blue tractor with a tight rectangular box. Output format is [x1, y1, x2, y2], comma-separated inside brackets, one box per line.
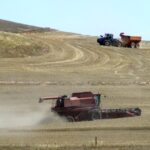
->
[97, 33, 122, 47]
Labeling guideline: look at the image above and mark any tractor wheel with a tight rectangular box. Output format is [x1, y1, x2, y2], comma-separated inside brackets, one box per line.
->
[104, 41, 110, 46]
[112, 39, 122, 47]
[88, 110, 101, 121]
[131, 42, 136, 48]
[67, 116, 75, 122]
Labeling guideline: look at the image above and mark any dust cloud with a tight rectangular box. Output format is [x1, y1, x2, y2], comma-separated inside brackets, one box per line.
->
[0, 105, 65, 129]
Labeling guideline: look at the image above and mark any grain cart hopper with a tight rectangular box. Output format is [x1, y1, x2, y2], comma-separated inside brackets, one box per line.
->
[39, 91, 141, 122]
[120, 32, 142, 48]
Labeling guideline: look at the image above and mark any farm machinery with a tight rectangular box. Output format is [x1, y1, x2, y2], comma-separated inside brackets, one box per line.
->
[39, 91, 141, 122]
[120, 32, 141, 48]
[97, 33, 141, 48]
[97, 33, 122, 47]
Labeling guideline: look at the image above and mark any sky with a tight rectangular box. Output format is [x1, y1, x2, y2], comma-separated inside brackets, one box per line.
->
[0, 0, 150, 40]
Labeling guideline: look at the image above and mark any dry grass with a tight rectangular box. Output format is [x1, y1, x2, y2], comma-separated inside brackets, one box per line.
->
[0, 19, 53, 33]
[0, 32, 49, 57]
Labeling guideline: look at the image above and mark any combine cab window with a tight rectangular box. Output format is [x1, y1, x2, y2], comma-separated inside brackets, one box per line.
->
[56, 95, 67, 107]
[94, 94, 101, 106]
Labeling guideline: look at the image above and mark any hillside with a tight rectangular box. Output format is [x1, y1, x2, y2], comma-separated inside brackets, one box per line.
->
[0, 30, 150, 83]
[0, 32, 50, 57]
[0, 19, 54, 33]
[0, 19, 56, 57]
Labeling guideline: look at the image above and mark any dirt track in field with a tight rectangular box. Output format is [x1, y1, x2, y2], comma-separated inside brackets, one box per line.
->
[0, 32, 150, 149]
[1, 32, 150, 84]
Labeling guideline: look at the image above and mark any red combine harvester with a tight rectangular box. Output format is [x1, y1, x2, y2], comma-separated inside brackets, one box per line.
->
[120, 33, 141, 48]
[39, 91, 141, 122]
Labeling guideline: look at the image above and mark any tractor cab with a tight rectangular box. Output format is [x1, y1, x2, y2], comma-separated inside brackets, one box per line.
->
[104, 33, 113, 39]
[97, 33, 114, 46]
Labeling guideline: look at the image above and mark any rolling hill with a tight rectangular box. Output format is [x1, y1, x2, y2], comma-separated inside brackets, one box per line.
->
[0, 19, 56, 57]
[0, 19, 150, 83]
[0, 19, 150, 82]
[0, 19, 54, 33]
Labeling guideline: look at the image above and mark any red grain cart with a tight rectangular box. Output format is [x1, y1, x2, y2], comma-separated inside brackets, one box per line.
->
[120, 32, 142, 48]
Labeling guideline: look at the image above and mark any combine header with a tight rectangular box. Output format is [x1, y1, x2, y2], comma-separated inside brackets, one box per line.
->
[39, 91, 141, 122]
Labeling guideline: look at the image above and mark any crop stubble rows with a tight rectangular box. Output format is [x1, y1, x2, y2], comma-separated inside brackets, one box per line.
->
[0, 32, 150, 149]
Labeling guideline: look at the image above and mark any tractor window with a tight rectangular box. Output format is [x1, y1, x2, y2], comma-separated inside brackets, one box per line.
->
[105, 34, 113, 39]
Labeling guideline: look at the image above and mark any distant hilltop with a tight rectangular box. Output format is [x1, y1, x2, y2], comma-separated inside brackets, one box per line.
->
[0, 19, 56, 33]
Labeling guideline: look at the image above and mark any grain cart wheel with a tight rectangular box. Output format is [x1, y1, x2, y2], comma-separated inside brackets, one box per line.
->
[104, 41, 110, 46]
[131, 42, 136, 48]
[117, 41, 122, 47]
[136, 43, 140, 48]
[67, 116, 75, 122]
[88, 110, 101, 121]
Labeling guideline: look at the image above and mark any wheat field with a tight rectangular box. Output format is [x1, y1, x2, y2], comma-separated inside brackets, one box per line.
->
[0, 31, 150, 150]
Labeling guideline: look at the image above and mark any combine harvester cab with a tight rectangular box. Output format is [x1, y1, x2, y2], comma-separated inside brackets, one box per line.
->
[39, 92, 102, 122]
[120, 32, 142, 48]
[39, 91, 141, 122]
